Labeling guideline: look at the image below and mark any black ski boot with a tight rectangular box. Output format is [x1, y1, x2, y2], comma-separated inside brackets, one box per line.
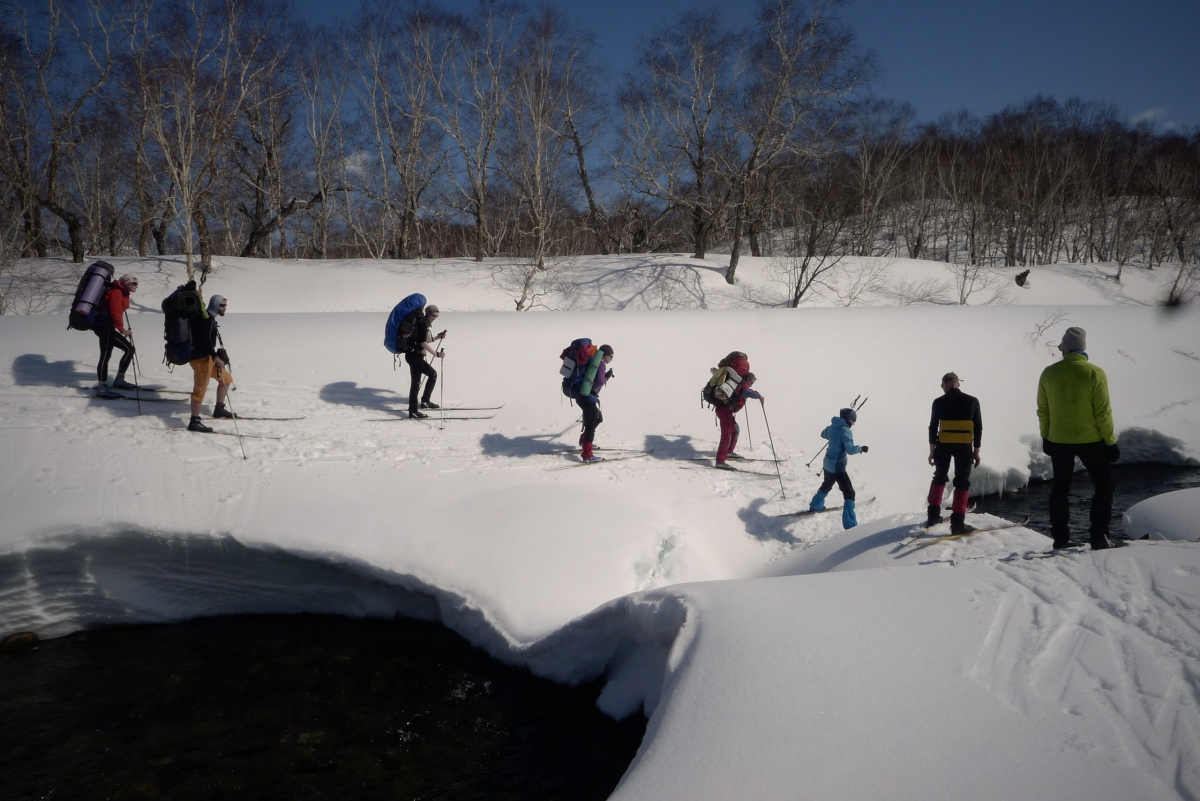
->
[925, 505, 945, 528]
[188, 416, 213, 433]
[949, 513, 976, 536]
[409, 409, 429, 419]
[420, 400, 440, 410]
[112, 377, 139, 391]
[212, 402, 236, 419]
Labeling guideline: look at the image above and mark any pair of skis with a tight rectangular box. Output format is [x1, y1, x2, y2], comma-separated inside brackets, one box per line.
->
[369, 404, 503, 422]
[93, 388, 305, 422]
[546, 448, 654, 471]
[772, 496, 877, 518]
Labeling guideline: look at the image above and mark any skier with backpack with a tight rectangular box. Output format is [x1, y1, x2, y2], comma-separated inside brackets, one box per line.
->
[808, 407, 869, 529]
[559, 339, 614, 462]
[92, 274, 140, 394]
[406, 304, 445, 419]
[184, 294, 234, 432]
[702, 352, 764, 469]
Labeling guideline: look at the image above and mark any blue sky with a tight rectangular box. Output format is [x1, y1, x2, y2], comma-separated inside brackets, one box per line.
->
[295, 0, 1200, 129]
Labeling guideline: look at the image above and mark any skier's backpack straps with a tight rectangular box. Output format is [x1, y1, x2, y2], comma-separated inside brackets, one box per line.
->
[67, 261, 115, 331]
[384, 293, 426, 355]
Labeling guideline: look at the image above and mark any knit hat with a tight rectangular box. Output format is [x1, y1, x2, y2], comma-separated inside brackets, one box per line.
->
[599, 344, 613, 357]
[425, 304, 439, 315]
[1060, 327, 1086, 352]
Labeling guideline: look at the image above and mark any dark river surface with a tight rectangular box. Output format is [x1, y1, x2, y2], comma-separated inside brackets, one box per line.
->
[0, 614, 645, 801]
[973, 464, 1200, 539]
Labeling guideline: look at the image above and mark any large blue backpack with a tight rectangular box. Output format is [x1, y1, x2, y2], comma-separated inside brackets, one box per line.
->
[384, 293, 427, 355]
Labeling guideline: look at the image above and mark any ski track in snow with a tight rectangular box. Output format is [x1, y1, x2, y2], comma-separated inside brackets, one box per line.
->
[975, 549, 1200, 799]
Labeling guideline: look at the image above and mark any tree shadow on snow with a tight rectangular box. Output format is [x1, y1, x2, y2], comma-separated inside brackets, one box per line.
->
[319, 381, 402, 412]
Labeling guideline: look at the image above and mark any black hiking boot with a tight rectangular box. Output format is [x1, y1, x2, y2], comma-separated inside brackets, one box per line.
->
[949, 513, 976, 536]
[925, 505, 945, 528]
[212, 403, 236, 419]
[420, 401, 440, 410]
[409, 409, 429, 419]
[713, 461, 737, 471]
[1053, 538, 1084, 550]
[188, 416, 213, 433]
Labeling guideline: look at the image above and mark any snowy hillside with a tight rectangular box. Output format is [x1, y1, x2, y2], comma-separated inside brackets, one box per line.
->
[2, 253, 1199, 800]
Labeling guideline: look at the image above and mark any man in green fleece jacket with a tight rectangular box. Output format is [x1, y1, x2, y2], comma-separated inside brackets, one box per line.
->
[1036, 326, 1126, 550]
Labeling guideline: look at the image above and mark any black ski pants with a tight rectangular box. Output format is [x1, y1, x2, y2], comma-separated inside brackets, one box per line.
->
[405, 351, 437, 410]
[94, 325, 133, 383]
[573, 393, 603, 444]
[1045, 439, 1114, 547]
[818, 469, 855, 501]
[932, 443, 973, 491]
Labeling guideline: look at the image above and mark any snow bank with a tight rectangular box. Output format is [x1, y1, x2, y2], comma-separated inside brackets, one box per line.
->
[1124, 489, 1200, 541]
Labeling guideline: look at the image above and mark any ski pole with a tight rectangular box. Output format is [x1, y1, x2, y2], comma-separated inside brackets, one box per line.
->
[124, 311, 142, 417]
[744, 404, 753, 451]
[760, 400, 785, 499]
[805, 442, 828, 468]
[439, 350, 445, 430]
[217, 365, 247, 460]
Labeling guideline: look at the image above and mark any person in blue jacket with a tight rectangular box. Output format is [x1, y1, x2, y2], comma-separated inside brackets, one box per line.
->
[809, 407, 869, 528]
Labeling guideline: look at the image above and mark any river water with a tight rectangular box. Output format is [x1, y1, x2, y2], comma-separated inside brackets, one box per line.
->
[972, 464, 1200, 539]
[0, 614, 644, 800]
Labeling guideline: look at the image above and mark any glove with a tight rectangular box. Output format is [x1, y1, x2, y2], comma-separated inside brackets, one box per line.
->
[216, 347, 231, 368]
[1108, 444, 1121, 463]
[606, 369, 614, 379]
[588, 395, 599, 404]
[861, 446, 869, 453]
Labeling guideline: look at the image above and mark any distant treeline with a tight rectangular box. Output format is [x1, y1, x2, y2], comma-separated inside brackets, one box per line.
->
[1, 0, 1196, 302]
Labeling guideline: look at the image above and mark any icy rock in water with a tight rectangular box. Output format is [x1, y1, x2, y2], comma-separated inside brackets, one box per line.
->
[1, 632, 40, 652]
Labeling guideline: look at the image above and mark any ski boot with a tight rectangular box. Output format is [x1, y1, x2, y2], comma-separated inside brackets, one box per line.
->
[726, 452, 745, 460]
[188, 416, 213, 433]
[842, 498, 858, 529]
[925, 505, 945, 528]
[409, 409, 429, 419]
[112, 377, 139, 391]
[212, 402, 236, 419]
[808, 490, 828, 512]
[713, 461, 737, 471]
[949, 513, 976, 536]
[420, 400, 440, 410]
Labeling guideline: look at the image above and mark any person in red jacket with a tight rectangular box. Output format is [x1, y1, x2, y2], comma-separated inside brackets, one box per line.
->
[94, 274, 138, 391]
[714, 358, 764, 469]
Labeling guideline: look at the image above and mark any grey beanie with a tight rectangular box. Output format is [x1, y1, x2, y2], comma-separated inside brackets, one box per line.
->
[425, 304, 439, 314]
[1060, 326, 1086, 352]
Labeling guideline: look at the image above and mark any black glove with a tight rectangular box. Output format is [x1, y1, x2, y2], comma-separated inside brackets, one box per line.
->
[861, 445, 869, 453]
[606, 369, 614, 379]
[217, 347, 231, 367]
[1108, 444, 1121, 463]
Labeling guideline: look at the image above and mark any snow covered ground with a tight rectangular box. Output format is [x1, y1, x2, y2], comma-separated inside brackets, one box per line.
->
[2, 253, 1199, 799]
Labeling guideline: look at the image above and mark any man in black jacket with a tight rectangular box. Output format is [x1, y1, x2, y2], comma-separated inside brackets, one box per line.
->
[405, 304, 445, 419]
[926, 372, 983, 533]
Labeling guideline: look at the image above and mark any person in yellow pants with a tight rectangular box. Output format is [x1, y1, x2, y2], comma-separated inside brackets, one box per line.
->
[187, 295, 233, 433]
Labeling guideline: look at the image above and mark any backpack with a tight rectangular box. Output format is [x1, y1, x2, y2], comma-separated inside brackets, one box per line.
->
[701, 352, 749, 408]
[161, 282, 205, 365]
[384, 293, 426, 354]
[559, 338, 598, 396]
[67, 261, 115, 331]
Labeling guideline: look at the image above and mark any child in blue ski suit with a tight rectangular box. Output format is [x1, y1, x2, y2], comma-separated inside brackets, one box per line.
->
[809, 407, 868, 528]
